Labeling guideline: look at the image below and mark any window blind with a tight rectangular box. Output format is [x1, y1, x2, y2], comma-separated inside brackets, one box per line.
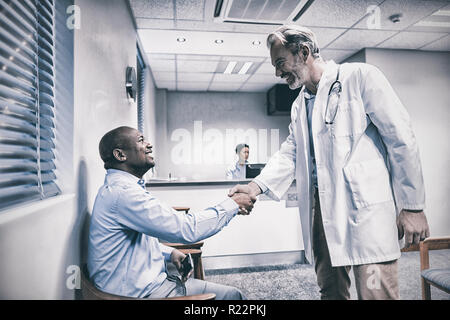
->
[0, 0, 60, 210]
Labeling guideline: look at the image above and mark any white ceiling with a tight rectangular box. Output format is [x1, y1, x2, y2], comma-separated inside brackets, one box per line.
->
[130, 0, 450, 92]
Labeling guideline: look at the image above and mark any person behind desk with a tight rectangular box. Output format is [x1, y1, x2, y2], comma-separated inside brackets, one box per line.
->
[87, 126, 253, 299]
[226, 143, 249, 180]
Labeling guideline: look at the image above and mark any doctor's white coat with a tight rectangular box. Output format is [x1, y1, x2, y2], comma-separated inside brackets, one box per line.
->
[255, 61, 425, 266]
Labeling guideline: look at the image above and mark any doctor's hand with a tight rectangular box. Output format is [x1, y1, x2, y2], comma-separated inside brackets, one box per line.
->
[397, 210, 430, 248]
[230, 192, 255, 215]
[228, 182, 261, 202]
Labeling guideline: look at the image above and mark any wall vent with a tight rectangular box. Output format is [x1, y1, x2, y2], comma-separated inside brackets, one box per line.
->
[214, 0, 314, 25]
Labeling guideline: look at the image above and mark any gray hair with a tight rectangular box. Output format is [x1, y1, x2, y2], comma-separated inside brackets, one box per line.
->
[267, 25, 320, 59]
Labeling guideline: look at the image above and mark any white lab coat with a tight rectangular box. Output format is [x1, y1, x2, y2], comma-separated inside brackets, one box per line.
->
[255, 60, 425, 266]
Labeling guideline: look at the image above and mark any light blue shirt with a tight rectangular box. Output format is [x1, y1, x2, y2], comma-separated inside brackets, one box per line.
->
[304, 88, 317, 188]
[226, 160, 247, 180]
[87, 169, 239, 298]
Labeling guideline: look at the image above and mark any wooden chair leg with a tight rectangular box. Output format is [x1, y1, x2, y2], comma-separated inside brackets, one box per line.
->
[191, 253, 204, 280]
[422, 278, 431, 300]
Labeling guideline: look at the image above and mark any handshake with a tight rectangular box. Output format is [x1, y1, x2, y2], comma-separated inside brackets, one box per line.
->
[228, 181, 262, 215]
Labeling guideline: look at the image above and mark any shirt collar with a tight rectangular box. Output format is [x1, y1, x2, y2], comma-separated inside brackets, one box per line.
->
[303, 87, 316, 100]
[106, 169, 145, 188]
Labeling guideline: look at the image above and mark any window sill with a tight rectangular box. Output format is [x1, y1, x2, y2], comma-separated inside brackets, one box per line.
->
[0, 193, 76, 224]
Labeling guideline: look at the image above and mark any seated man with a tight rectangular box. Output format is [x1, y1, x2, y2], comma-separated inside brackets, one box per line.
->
[87, 126, 254, 299]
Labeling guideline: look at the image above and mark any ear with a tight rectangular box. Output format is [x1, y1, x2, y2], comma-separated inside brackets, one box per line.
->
[300, 44, 309, 62]
[112, 148, 127, 162]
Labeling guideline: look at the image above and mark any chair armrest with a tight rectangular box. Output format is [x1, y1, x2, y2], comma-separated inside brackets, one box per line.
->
[420, 236, 450, 271]
[158, 293, 216, 300]
[162, 242, 204, 250]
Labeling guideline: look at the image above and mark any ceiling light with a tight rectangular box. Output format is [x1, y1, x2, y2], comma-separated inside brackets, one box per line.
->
[414, 20, 450, 28]
[224, 61, 237, 74]
[252, 40, 261, 46]
[238, 62, 253, 74]
[176, 37, 186, 43]
[432, 9, 450, 16]
[215, 39, 223, 44]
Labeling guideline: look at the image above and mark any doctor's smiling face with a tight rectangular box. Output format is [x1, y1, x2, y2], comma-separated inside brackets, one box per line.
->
[270, 38, 311, 90]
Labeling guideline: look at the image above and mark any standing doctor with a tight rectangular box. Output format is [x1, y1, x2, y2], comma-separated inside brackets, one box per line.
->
[229, 25, 430, 300]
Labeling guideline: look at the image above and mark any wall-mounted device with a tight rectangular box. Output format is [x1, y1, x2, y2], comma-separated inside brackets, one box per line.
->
[126, 66, 137, 102]
[267, 84, 301, 115]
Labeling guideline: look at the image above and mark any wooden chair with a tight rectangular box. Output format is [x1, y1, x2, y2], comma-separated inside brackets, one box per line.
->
[80, 264, 215, 300]
[161, 207, 205, 280]
[418, 237, 450, 299]
[401, 237, 450, 300]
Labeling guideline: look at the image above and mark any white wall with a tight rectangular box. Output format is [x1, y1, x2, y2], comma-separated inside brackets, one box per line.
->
[345, 48, 450, 237]
[154, 91, 291, 180]
[0, 0, 146, 299]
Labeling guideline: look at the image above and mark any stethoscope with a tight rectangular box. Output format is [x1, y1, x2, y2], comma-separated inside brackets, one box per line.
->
[324, 65, 342, 125]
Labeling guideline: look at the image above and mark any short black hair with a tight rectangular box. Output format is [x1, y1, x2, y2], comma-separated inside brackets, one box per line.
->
[235, 143, 249, 154]
[99, 126, 135, 169]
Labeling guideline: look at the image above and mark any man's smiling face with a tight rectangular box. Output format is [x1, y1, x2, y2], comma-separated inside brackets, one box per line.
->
[270, 39, 309, 90]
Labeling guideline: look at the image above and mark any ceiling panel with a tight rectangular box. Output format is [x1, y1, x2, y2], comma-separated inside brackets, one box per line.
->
[177, 54, 222, 61]
[327, 29, 397, 49]
[147, 59, 176, 72]
[377, 31, 448, 49]
[212, 73, 251, 83]
[295, 0, 384, 28]
[420, 34, 450, 51]
[175, 0, 205, 21]
[177, 60, 219, 72]
[152, 72, 176, 82]
[177, 72, 214, 82]
[147, 53, 175, 60]
[130, 0, 174, 19]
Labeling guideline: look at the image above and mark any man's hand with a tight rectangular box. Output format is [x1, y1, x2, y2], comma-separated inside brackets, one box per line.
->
[170, 249, 192, 282]
[231, 192, 255, 215]
[228, 182, 261, 215]
[397, 210, 430, 248]
[228, 182, 262, 200]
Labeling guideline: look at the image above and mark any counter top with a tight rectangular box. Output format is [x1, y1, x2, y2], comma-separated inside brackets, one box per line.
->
[146, 179, 253, 187]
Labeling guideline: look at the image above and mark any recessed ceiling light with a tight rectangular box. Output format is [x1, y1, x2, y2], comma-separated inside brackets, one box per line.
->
[177, 37, 186, 43]
[238, 62, 253, 74]
[252, 40, 261, 46]
[224, 61, 237, 74]
[215, 39, 224, 44]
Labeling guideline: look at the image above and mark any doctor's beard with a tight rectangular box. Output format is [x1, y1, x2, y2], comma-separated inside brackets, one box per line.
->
[286, 65, 309, 90]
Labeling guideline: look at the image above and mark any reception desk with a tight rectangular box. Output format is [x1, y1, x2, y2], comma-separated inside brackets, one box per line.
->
[146, 179, 305, 269]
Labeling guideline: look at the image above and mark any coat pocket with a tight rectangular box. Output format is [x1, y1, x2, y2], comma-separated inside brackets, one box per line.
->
[343, 159, 394, 209]
[331, 99, 365, 137]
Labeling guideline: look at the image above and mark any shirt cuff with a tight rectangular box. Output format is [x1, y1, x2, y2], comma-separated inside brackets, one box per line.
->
[252, 178, 269, 194]
[217, 197, 239, 219]
[160, 243, 175, 262]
